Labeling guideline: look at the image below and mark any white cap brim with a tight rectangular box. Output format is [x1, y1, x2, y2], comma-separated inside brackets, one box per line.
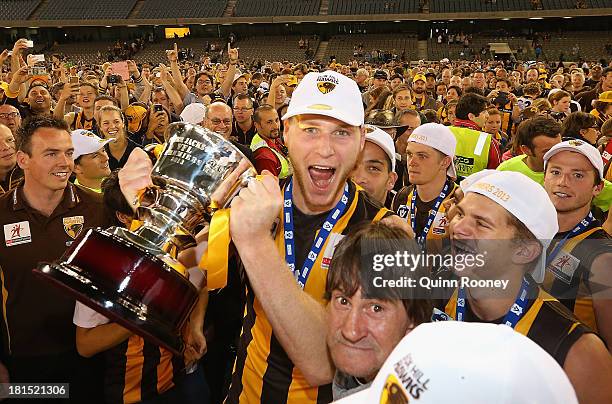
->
[543, 144, 604, 180]
[282, 108, 363, 127]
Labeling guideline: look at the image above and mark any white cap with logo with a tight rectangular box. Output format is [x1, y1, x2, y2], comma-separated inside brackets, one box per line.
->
[463, 170, 559, 283]
[71, 129, 113, 160]
[544, 139, 604, 180]
[333, 322, 577, 404]
[407, 123, 457, 179]
[281, 70, 364, 126]
[365, 124, 396, 172]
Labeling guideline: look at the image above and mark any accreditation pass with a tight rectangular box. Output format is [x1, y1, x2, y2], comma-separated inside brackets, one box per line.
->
[0, 383, 69, 398]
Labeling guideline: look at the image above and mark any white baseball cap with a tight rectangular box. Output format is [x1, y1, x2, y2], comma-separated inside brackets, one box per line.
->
[408, 123, 457, 179]
[281, 70, 364, 126]
[463, 170, 559, 283]
[365, 124, 396, 172]
[333, 322, 577, 404]
[544, 139, 604, 180]
[232, 71, 248, 84]
[180, 103, 207, 125]
[71, 129, 113, 160]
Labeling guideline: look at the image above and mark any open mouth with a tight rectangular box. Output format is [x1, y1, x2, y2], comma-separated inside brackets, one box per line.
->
[308, 165, 336, 190]
[52, 172, 69, 179]
[552, 191, 571, 199]
[107, 129, 118, 137]
[452, 239, 479, 255]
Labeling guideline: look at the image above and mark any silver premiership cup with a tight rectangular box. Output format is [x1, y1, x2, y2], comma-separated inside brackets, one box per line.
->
[35, 122, 257, 355]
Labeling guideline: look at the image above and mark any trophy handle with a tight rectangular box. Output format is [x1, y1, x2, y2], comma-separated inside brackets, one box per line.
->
[139, 184, 163, 208]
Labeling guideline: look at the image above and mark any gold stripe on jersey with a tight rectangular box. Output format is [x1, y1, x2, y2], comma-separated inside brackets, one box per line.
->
[543, 227, 602, 332]
[392, 182, 456, 254]
[73, 111, 96, 131]
[0, 268, 10, 354]
[443, 285, 590, 366]
[123, 336, 145, 404]
[228, 181, 390, 404]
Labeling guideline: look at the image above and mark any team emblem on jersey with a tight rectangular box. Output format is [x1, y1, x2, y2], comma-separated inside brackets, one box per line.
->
[316, 74, 339, 94]
[431, 212, 448, 235]
[63, 216, 84, 239]
[322, 233, 345, 270]
[397, 205, 409, 219]
[431, 307, 451, 322]
[380, 373, 409, 404]
[547, 251, 580, 284]
[4, 221, 31, 246]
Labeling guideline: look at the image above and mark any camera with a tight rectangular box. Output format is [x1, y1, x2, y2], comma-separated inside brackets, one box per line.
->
[154, 104, 163, 113]
[107, 75, 120, 84]
[493, 91, 510, 106]
[28, 66, 46, 76]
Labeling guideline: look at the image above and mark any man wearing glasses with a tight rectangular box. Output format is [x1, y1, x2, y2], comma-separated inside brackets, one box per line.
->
[0, 104, 21, 136]
[232, 93, 256, 145]
[204, 101, 253, 160]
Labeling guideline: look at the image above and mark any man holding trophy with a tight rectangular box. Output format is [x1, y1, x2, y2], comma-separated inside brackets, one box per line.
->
[115, 70, 408, 403]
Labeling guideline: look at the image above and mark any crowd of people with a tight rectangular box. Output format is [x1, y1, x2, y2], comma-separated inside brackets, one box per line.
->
[0, 33, 611, 404]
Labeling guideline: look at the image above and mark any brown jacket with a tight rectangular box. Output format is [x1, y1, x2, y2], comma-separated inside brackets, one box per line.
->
[0, 183, 112, 357]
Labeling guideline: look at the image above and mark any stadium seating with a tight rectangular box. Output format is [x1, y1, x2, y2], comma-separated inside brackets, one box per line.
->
[328, 0, 419, 15]
[324, 33, 418, 63]
[0, 0, 40, 21]
[233, 0, 320, 17]
[133, 37, 224, 64]
[428, 34, 530, 60]
[235, 35, 320, 62]
[137, 0, 227, 19]
[37, 0, 137, 20]
[536, 31, 610, 60]
[430, 0, 534, 13]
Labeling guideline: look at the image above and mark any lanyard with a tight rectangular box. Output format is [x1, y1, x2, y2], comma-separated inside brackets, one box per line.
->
[457, 277, 530, 328]
[410, 180, 450, 248]
[283, 178, 350, 289]
[545, 212, 595, 267]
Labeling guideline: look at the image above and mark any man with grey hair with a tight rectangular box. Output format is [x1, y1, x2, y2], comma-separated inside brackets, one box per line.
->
[354, 68, 370, 93]
[203, 101, 253, 159]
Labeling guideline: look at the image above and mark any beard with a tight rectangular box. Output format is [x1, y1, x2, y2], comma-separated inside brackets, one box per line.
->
[291, 155, 356, 214]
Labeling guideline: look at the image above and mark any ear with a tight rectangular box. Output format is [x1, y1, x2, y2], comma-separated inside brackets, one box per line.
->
[16, 150, 29, 170]
[72, 163, 84, 176]
[282, 118, 291, 145]
[519, 145, 532, 156]
[510, 239, 542, 266]
[593, 181, 604, 197]
[386, 171, 398, 192]
[467, 112, 475, 122]
[440, 155, 452, 173]
[358, 125, 366, 152]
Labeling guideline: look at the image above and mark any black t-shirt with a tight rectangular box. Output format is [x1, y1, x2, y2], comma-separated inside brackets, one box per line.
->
[413, 196, 438, 238]
[105, 138, 139, 171]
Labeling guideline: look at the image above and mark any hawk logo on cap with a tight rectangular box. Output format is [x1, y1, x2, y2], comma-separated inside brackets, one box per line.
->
[317, 82, 336, 94]
[380, 374, 409, 404]
[63, 216, 84, 239]
[568, 139, 584, 147]
[316, 74, 339, 94]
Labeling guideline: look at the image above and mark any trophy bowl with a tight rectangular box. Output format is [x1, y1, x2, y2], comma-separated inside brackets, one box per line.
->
[34, 122, 256, 355]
